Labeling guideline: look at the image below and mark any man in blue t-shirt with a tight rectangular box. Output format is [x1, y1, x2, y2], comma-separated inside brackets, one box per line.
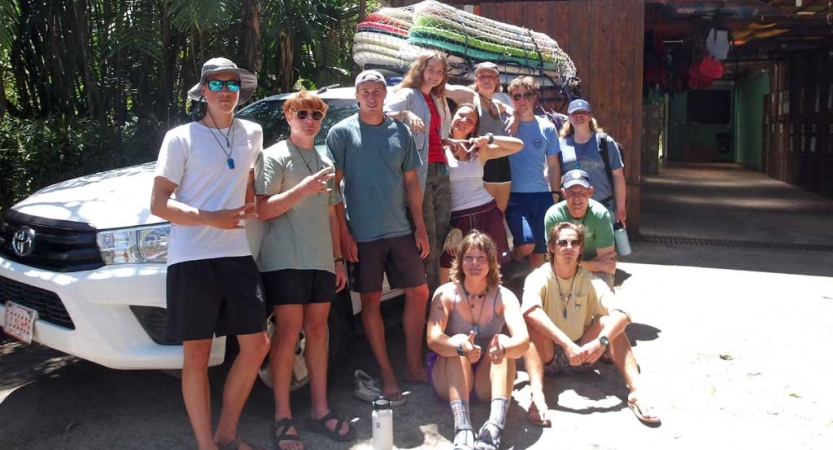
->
[505, 76, 561, 271]
[327, 70, 429, 405]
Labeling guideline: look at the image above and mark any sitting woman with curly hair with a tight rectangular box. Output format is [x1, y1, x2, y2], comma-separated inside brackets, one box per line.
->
[426, 230, 529, 450]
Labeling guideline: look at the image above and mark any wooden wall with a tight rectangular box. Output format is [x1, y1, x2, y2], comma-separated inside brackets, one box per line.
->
[386, 0, 646, 231]
[765, 46, 833, 199]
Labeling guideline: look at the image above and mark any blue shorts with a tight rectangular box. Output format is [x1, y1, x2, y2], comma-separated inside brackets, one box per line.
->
[505, 192, 554, 254]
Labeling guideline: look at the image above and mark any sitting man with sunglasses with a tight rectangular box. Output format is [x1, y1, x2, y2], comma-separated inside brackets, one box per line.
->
[520, 222, 660, 427]
[504, 76, 561, 273]
[544, 169, 617, 288]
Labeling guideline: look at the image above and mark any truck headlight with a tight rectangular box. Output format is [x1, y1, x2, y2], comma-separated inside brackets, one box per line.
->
[96, 224, 170, 264]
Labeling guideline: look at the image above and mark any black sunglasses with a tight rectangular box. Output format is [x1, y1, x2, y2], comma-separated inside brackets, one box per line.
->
[556, 239, 581, 248]
[206, 79, 241, 92]
[295, 110, 324, 121]
[512, 92, 534, 101]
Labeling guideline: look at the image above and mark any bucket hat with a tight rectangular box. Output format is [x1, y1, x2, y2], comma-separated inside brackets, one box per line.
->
[187, 57, 257, 104]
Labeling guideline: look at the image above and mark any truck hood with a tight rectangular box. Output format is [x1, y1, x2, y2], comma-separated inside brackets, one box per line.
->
[14, 162, 166, 230]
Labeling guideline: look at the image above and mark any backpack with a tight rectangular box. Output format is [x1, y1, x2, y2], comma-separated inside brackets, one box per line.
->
[558, 133, 623, 201]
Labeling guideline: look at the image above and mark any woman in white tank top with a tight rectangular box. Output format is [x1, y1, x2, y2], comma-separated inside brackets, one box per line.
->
[440, 104, 523, 284]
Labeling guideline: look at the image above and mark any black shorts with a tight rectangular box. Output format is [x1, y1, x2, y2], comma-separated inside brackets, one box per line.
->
[166, 256, 266, 341]
[261, 269, 336, 306]
[483, 156, 511, 184]
[351, 235, 426, 293]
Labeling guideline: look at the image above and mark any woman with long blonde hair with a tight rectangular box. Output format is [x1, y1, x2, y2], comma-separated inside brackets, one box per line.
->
[385, 50, 455, 301]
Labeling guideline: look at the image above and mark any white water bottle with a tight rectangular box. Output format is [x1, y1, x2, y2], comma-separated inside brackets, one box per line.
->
[372, 396, 393, 450]
[613, 221, 632, 256]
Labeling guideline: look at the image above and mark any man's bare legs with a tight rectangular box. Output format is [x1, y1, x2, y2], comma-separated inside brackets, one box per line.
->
[523, 326, 554, 425]
[182, 340, 215, 450]
[581, 317, 660, 423]
[304, 303, 349, 436]
[182, 334, 269, 450]
[403, 284, 429, 382]
[215, 332, 270, 448]
[270, 305, 304, 449]
[361, 283, 429, 398]
[360, 291, 401, 399]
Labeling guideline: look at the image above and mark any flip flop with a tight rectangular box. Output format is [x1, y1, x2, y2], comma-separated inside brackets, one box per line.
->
[304, 411, 356, 442]
[273, 418, 304, 450]
[526, 402, 552, 428]
[628, 398, 661, 425]
[353, 371, 406, 406]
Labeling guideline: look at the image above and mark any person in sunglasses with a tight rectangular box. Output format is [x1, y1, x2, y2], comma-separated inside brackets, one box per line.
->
[504, 76, 561, 273]
[254, 89, 354, 448]
[151, 57, 270, 450]
[520, 222, 660, 427]
[543, 169, 616, 288]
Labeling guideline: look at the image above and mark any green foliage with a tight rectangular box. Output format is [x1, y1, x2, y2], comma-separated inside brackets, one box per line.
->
[0, 0, 372, 208]
[0, 114, 167, 209]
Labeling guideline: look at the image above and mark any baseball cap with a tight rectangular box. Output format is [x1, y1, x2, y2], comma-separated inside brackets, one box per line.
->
[355, 70, 386, 88]
[567, 99, 592, 114]
[474, 62, 500, 77]
[562, 169, 591, 189]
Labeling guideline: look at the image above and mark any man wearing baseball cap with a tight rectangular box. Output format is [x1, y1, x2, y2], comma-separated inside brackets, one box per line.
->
[151, 57, 269, 449]
[543, 169, 617, 287]
[327, 70, 429, 404]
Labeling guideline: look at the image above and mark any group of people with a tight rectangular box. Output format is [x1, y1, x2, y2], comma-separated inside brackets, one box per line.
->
[150, 53, 657, 450]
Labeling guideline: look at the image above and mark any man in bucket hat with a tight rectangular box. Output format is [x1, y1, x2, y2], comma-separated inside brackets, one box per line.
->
[151, 57, 269, 450]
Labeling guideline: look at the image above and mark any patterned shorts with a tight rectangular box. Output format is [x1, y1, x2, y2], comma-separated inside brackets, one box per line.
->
[542, 342, 597, 376]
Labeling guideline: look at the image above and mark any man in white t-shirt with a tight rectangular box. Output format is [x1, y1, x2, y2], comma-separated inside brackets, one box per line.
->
[150, 57, 269, 450]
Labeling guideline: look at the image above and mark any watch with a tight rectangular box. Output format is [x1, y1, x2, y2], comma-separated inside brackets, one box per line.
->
[334, 255, 344, 263]
[486, 132, 494, 144]
[457, 343, 465, 356]
[599, 336, 610, 350]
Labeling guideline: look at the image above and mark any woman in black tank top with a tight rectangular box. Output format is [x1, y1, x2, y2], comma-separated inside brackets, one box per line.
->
[426, 230, 529, 450]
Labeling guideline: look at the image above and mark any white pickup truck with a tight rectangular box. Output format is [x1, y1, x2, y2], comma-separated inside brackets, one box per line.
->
[0, 86, 403, 390]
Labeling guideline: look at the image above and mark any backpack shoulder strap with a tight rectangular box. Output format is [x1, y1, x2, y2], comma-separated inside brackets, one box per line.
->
[596, 133, 615, 197]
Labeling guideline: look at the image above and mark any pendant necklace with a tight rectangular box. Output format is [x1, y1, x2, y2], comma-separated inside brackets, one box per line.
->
[461, 282, 489, 336]
[288, 139, 320, 175]
[478, 92, 500, 120]
[555, 273, 577, 320]
[203, 117, 236, 169]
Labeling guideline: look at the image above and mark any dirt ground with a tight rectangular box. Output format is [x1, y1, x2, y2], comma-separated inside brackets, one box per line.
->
[2, 240, 833, 449]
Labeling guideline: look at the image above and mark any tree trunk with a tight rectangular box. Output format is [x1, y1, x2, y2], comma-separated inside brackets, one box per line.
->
[239, 0, 261, 74]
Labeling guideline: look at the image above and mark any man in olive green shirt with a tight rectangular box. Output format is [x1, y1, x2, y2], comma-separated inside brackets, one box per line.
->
[544, 169, 616, 287]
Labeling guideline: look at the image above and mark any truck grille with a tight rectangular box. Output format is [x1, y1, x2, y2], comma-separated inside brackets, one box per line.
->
[0, 275, 75, 329]
[0, 210, 104, 272]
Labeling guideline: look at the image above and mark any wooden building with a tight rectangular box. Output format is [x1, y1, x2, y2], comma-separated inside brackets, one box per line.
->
[385, 0, 833, 233]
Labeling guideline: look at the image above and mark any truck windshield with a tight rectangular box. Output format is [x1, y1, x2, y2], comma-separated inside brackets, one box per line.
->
[236, 98, 358, 148]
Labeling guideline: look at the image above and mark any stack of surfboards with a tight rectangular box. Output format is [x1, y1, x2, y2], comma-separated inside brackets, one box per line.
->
[353, 0, 578, 89]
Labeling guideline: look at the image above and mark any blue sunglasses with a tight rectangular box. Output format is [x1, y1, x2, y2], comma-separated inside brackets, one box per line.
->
[206, 79, 241, 92]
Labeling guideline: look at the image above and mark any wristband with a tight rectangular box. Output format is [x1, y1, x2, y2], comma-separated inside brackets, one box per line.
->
[334, 255, 344, 263]
[486, 132, 494, 144]
[457, 343, 465, 356]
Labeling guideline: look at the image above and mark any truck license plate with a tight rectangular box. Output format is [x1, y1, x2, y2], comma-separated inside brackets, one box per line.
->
[3, 301, 38, 344]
